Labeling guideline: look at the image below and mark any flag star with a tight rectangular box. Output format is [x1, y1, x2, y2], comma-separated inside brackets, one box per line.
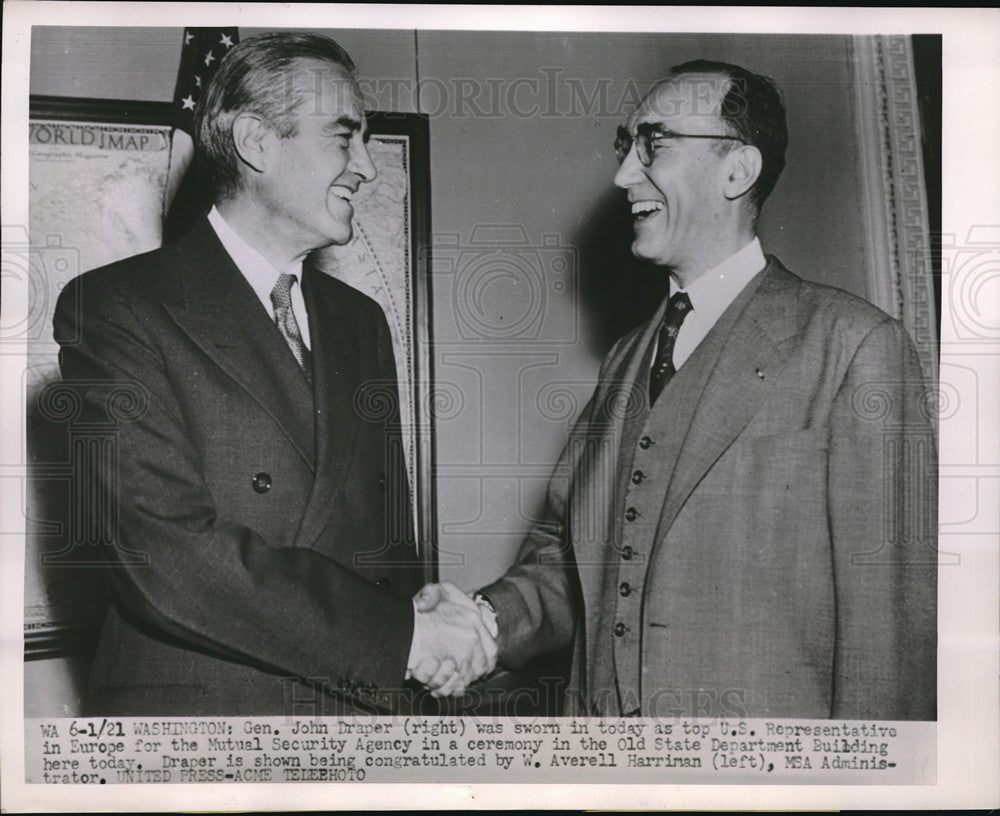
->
[184, 31, 193, 45]
[204, 50, 215, 66]
[194, 75, 201, 88]
[220, 33, 234, 48]
[181, 95, 196, 110]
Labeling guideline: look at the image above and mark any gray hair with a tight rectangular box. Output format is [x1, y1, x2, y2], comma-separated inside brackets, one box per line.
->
[194, 32, 356, 199]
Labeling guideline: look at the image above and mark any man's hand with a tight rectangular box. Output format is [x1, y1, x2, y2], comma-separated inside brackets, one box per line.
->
[406, 582, 498, 697]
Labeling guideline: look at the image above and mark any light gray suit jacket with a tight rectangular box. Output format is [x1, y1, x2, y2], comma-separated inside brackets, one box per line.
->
[481, 257, 937, 720]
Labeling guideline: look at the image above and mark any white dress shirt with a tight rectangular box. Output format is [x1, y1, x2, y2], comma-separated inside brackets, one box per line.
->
[668, 237, 766, 369]
[207, 206, 311, 348]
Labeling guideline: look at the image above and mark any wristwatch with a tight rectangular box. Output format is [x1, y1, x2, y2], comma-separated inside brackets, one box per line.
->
[473, 593, 499, 637]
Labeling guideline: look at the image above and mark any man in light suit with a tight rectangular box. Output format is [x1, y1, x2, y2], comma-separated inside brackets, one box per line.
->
[421, 60, 937, 719]
[53, 32, 495, 715]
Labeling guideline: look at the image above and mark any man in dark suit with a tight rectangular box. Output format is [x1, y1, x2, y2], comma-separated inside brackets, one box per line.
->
[54, 32, 495, 715]
[419, 60, 937, 719]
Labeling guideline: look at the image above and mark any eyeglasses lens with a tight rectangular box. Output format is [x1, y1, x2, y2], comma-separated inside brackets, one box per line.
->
[614, 126, 651, 166]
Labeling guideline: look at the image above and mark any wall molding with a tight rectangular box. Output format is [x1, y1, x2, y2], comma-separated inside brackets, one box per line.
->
[851, 35, 939, 387]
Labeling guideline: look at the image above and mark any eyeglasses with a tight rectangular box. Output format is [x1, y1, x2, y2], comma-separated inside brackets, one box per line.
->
[614, 125, 744, 166]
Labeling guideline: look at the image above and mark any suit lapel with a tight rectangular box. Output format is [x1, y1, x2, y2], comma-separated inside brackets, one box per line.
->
[293, 265, 365, 548]
[612, 301, 666, 501]
[653, 259, 803, 544]
[163, 218, 316, 469]
[572, 313, 664, 627]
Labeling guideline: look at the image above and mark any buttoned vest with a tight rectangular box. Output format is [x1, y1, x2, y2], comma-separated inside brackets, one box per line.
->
[589, 274, 765, 715]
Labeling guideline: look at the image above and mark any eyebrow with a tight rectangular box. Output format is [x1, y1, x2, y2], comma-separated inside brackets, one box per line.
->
[324, 114, 372, 143]
[326, 115, 360, 132]
[635, 121, 673, 138]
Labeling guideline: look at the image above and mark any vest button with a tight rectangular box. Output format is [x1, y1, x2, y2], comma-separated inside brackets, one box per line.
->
[377, 472, 386, 492]
[252, 472, 272, 493]
[621, 545, 633, 561]
[639, 436, 653, 449]
[375, 577, 391, 590]
[624, 507, 638, 522]
[613, 622, 628, 637]
[619, 582, 632, 597]
[631, 469, 644, 484]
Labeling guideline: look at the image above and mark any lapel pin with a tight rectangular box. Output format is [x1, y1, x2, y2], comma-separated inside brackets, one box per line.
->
[755, 367, 765, 379]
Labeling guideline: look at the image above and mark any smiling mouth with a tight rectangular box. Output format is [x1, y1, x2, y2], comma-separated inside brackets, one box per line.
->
[631, 200, 664, 221]
[330, 185, 355, 202]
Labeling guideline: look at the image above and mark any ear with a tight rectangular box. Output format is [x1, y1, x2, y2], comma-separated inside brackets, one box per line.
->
[723, 144, 763, 201]
[231, 112, 273, 175]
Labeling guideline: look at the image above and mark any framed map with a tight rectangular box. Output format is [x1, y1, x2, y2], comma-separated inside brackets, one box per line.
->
[25, 96, 435, 657]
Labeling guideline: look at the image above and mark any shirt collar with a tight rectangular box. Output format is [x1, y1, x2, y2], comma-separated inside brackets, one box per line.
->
[207, 205, 303, 305]
[669, 237, 766, 323]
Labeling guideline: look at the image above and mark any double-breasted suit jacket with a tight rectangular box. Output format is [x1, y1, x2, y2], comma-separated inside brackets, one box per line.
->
[481, 257, 937, 720]
[53, 217, 424, 715]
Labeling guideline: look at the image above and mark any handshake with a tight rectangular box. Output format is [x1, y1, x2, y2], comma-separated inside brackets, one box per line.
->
[405, 582, 499, 697]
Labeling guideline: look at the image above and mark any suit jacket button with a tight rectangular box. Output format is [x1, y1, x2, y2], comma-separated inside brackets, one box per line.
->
[638, 436, 653, 449]
[619, 582, 632, 597]
[631, 469, 644, 484]
[621, 545, 634, 561]
[375, 577, 390, 590]
[252, 472, 272, 493]
[624, 507, 638, 522]
[613, 622, 628, 637]
[378, 472, 386, 492]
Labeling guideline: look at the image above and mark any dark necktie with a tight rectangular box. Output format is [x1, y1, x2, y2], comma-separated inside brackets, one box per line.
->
[648, 291, 692, 405]
[270, 272, 312, 382]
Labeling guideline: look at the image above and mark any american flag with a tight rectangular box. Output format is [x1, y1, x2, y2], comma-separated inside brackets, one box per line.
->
[163, 27, 239, 237]
[171, 27, 239, 135]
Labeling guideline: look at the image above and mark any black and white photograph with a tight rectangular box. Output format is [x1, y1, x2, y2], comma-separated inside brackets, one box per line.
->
[1, 3, 997, 811]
